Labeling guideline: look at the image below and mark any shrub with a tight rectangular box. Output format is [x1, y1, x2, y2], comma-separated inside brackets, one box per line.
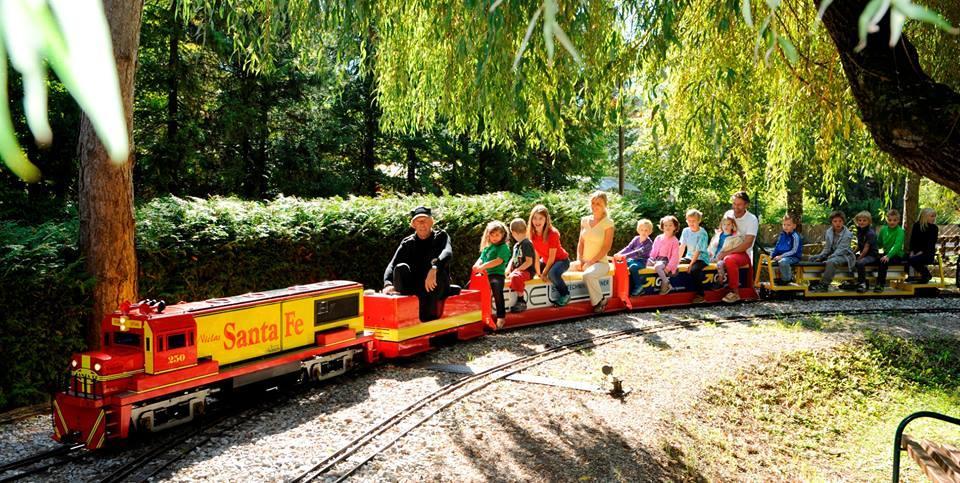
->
[0, 190, 677, 409]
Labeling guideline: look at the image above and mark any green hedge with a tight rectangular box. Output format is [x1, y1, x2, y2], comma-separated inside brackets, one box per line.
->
[0, 221, 91, 409]
[0, 191, 677, 409]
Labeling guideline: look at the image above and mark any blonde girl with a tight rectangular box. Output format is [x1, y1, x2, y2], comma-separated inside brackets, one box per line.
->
[907, 208, 938, 283]
[708, 215, 739, 286]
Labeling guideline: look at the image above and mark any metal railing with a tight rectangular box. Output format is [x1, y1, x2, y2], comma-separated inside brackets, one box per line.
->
[892, 410, 960, 483]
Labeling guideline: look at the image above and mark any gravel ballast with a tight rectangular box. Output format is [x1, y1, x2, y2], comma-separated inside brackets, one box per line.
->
[1, 296, 958, 481]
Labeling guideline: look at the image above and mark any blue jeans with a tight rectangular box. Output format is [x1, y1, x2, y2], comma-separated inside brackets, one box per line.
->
[627, 259, 647, 294]
[547, 258, 571, 297]
[777, 256, 801, 283]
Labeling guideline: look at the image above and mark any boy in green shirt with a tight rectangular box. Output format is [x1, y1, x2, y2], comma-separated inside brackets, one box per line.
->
[874, 209, 906, 292]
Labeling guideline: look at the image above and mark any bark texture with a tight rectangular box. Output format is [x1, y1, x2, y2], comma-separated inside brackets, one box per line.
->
[77, 0, 144, 347]
[818, 0, 960, 193]
[787, 160, 804, 233]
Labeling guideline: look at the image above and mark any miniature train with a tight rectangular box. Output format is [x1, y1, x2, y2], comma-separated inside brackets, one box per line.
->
[52, 256, 948, 449]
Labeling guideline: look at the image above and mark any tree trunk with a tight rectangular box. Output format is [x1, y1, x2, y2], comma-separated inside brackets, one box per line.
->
[360, 27, 380, 196]
[77, 0, 144, 348]
[618, 124, 625, 195]
[817, 0, 960, 194]
[166, 0, 180, 194]
[405, 141, 417, 194]
[477, 145, 490, 194]
[786, 160, 804, 233]
[903, 172, 921, 247]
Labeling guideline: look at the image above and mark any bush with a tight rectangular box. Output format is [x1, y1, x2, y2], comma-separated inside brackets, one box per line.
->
[0, 190, 677, 410]
[0, 221, 91, 409]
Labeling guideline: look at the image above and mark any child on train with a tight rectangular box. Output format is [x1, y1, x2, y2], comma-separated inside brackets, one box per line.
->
[852, 211, 879, 293]
[472, 221, 511, 328]
[875, 208, 905, 292]
[907, 208, 939, 284]
[679, 209, 710, 303]
[614, 219, 654, 296]
[771, 213, 802, 285]
[808, 211, 854, 292]
[708, 215, 739, 289]
[507, 218, 536, 313]
[648, 215, 681, 295]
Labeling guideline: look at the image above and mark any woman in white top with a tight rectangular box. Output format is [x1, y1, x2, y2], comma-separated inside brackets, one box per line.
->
[571, 191, 615, 312]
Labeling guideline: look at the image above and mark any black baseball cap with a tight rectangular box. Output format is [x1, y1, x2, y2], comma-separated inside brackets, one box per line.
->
[410, 206, 432, 220]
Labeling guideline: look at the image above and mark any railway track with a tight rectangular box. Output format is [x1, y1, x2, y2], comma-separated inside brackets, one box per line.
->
[0, 444, 85, 483]
[290, 306, 960, 482]
[96, 380, 319, 483]
[3, 303, 957, 482]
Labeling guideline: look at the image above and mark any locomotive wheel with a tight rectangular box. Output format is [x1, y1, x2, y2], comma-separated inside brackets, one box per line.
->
[138, 414, 153, 433]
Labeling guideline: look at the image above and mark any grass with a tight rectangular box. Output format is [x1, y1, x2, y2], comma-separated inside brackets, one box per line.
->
[665, 331, 960, 481]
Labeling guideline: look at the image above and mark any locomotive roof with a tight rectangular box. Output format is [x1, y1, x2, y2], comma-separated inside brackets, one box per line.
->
[159, 280, 361, 316]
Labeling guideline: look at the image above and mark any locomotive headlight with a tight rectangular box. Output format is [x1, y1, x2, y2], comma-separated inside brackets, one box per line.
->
[119, 316, 127, 331]
[71, 360, 78, 368]
[93, 363, 102, 372]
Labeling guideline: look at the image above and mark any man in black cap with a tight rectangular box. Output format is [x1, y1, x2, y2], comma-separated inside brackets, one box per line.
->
[383, 206, 453, 321]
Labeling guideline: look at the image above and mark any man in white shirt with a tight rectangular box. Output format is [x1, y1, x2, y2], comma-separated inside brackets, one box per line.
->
[716, 191, 758, 303]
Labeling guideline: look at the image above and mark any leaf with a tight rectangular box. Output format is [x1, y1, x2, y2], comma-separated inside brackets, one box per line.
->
[888, 9, 907, 47]
[512, 4, 543, 71]
[741, 0, 754, 27]
[814, 0, 835, 27]
[0, 0, 52, 145]
[552, 22, 583, 65]
[543, 1, 556, 60]
[0, 42, 41, 182]
[48, 0, 129, 163]
[894, 0, 960, 35]
[856, 0, 889, 51]
[777, 35, 799, 65]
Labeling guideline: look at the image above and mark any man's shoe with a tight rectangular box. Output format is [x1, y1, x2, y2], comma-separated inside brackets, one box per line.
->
[554, 294, 570, 307]
[511, 301, 527, 313]
[856, 283, 867, 293]
[691, 294, 705, 304]
[593, 297, 608, 313]
[873, 285, 884, 293]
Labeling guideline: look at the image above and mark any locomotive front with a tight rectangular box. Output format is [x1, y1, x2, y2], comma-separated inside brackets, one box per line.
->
[53, 303, 154, 448]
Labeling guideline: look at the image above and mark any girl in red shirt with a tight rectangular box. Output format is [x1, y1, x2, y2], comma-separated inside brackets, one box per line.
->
[527, 204, 572, 307]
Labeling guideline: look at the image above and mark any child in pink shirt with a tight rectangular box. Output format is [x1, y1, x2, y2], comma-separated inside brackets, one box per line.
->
[647, 215, 681, 295]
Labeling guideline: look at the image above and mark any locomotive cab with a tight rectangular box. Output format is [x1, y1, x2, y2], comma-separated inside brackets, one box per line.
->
[144, 316, 198, 374]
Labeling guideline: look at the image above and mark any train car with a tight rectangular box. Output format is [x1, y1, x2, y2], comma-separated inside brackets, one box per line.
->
[618, 258, 759, 308]
[754, 253, 948, 297]
[363, 288, 486, 358]
[469, 257, 758, 329]
[53, 281, 374, 449]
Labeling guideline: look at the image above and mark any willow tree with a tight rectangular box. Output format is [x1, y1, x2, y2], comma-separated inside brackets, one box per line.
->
[175, 0, 958, 193]
[647, 0, 910, 214]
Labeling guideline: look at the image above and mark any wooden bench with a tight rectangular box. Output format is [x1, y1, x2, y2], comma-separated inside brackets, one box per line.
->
[893, 411, 960, 482]
[937, 235, 959, 287]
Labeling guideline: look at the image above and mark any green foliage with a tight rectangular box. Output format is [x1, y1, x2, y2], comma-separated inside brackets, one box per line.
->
[0, 190, 676, 409]
[136, 191, 676, 299]
[0, 220, 90, 409]
[0, 0, 128, 181]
